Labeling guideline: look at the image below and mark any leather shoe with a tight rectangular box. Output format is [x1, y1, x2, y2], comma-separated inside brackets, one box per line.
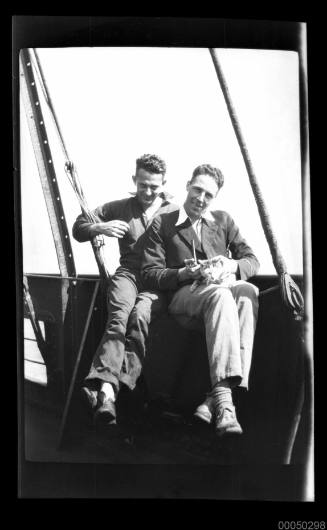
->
[214, 405, 243, 437]
[194, 395, 213, 424]
[94, 398, 117, 426]
[80, 386, 98, 410]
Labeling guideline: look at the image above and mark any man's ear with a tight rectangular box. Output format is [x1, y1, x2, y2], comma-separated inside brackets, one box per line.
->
[132, 174, 136, 185]
[186, 180, 191, 191]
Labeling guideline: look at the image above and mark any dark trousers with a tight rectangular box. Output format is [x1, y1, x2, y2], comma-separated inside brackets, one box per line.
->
[85, 268, 167, 392]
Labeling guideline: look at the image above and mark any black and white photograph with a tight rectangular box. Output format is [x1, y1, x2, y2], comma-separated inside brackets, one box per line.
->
[14, 17, 314, 504]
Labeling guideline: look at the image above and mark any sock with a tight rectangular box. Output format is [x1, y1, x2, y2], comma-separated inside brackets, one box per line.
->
[211, 380, 233, 411]
[100, 382, 116, 402]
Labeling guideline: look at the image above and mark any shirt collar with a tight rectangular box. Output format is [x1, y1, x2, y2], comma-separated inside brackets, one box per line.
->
[175, 205, 215, 226]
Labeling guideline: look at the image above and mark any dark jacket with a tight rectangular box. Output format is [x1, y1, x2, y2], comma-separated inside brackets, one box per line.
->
[72, 194, 178, 273]
[141, 209, 260, 292]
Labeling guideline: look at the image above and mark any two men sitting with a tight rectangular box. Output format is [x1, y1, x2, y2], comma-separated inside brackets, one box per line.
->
[73, 156, 259, 437]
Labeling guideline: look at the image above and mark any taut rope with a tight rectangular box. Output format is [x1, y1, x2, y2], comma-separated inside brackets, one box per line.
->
[209, 48, 304, 319]
[30, 48, 110, 281]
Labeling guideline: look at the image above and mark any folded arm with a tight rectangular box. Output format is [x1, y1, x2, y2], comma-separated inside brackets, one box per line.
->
[72, 203, 129, 242]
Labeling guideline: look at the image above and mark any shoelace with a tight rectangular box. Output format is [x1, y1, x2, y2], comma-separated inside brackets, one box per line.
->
[217, 405, 235, 420]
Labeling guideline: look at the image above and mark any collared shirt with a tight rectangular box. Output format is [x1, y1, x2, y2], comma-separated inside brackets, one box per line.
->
[142, 195, 164, 225]
[141, 208, 260, 292]
[175, 206, 215, 243]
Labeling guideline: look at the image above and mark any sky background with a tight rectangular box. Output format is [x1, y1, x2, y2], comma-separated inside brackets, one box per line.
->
[20, 47, 304, 276]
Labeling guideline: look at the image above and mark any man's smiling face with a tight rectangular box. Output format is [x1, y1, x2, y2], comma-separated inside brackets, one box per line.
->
[133, 168, 165, 210]
[184, 174, 218, 221]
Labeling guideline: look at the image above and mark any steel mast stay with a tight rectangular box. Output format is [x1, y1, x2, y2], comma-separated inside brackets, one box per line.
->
[20, 48, 76, 281]
[29, 47, 110, 281]
[20, 48, 109, 397]
[20, 47, 77, 393]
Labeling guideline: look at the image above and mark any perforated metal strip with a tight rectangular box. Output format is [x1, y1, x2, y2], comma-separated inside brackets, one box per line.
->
[20, 48, 76, 278]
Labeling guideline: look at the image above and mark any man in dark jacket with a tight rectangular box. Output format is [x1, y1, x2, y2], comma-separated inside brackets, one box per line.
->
[72, 154, 178, 427]
[141, 164, 260, 437]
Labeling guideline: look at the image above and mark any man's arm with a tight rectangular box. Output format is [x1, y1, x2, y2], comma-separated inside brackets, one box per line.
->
[72, 202, 129, 242]
[226, 213, 260, 280]
[141, 217, 179, 290]
[141, 216, 202, 291]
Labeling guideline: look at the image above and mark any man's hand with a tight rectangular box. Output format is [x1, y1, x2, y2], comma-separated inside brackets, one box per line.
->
[90, 220, 130, 239]
[207, 255, 238, 281]
[178, 264, 202, 283]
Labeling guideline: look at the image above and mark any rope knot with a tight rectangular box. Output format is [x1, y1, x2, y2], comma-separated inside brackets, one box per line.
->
[279, 272, 304, 320]
[64, 161, 74, 173]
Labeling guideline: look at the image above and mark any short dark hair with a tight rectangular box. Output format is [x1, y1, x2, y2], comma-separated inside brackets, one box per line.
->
[191, 164, 224, 190]
[136, 154, 167, 176]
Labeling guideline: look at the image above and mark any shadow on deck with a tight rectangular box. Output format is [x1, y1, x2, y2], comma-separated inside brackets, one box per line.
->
[22, 393, 306, 500]
[20, 274, 309, 498]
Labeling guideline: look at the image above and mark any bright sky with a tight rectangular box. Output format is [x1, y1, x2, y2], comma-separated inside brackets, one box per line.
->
[20, 47, 304, 276]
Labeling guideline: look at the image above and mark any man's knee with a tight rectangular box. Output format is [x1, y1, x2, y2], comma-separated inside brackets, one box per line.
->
[233, 282, 259, 301]
[133, 291, 167, 321]
[130, 303, 149, 324]
[207, 285, 235, 304]
[232, 283, 259, 321]
[129, 298, 154, 329]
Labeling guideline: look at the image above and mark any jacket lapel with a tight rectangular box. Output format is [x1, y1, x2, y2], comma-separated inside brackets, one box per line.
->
[176, 219, 202, 255]
[201, 219, 219, 258]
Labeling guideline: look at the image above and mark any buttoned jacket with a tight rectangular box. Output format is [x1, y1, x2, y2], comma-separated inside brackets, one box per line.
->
[141, 209, 260, 292]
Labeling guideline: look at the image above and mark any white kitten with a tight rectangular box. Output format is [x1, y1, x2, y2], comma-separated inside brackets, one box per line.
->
[189, 258, 236, 292]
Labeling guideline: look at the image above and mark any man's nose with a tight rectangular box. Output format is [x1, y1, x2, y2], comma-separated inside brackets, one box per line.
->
[144, 187, 152, 196]
[197, 191, 206, 202]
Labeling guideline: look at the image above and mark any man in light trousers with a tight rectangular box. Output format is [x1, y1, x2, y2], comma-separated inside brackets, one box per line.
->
[141, 164, 259, 437]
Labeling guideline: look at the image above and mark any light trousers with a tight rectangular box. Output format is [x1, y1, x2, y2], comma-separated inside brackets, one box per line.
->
[168, 280, 259, 389]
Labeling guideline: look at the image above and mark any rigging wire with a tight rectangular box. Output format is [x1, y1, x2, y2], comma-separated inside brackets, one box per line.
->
[29, 48, 110, 279]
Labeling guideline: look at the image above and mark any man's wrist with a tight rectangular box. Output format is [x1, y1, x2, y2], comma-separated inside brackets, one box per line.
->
[89, 224, 100, 237]
[178, 267, 187, 283]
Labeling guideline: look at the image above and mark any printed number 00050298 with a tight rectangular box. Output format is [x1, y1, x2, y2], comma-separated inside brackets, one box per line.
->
[278, 521, 326, 530]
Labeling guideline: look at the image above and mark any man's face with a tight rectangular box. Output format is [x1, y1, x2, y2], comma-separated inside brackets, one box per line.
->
[184, 174, 218, 220]
[133, 168, 165, 209]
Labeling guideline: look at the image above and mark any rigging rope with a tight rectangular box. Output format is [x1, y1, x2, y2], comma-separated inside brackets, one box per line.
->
[209, 48, 304, 320]
[30, 48, 110, 280]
